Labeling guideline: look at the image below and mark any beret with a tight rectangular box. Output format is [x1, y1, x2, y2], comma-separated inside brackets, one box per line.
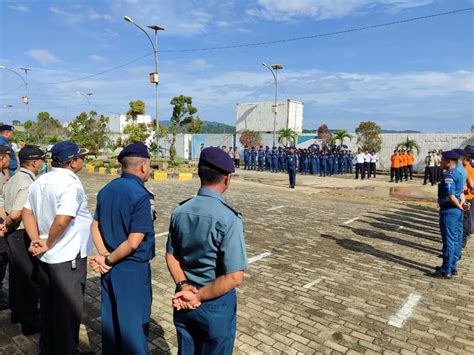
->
[199, 147, 235, 174]
[118, 143, 150, 163]
[453, 148, 466, 157]
[441, 150, 460, 160]
[0, 125, 14, 131]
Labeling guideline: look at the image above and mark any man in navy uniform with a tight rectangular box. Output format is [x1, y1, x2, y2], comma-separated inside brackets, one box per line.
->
[250, 147, 257, 170]
[257, 146, 264, 172]
[271, 147, 278, 173]
[431, 150, 468, 278]
[166, 147, 248, 355]
[89, 143, 155, 355]
[287, 146, 298, 188]
[243, 146, 250, 170]
[0, 125, 18, 179]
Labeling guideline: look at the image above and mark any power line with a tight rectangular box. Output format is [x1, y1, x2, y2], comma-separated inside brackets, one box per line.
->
[11, 7, 474, 87]
[0, 84, 24, 96]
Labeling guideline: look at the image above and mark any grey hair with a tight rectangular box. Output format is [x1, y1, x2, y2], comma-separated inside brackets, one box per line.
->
[121, 156, 148, 169]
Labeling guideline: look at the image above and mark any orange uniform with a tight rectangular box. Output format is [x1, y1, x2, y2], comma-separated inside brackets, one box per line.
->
[391, 154, 400, 168]
[407, 153, 415, 165]
[465, 162, 474, 199]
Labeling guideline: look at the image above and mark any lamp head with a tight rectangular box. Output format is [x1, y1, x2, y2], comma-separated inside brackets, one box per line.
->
[124, 16, 134, 23]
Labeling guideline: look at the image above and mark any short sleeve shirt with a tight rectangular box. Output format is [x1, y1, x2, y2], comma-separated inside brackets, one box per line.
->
[94, 173, 155, 262]
[24, 168, 93, 264]
[3, 168, 36, 230]
[438, 168, 463, 207]
[166, 188, 248, 287]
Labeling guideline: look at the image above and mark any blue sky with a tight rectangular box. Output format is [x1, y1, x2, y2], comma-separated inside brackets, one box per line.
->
[0, 0, 473, 132]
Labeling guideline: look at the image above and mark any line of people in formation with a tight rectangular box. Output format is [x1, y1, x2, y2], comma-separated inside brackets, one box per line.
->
[0, 125, 247, 355]
[216, 145, 381, 178]
[431, 148, 473, 279]
[389, 149, 416, 183]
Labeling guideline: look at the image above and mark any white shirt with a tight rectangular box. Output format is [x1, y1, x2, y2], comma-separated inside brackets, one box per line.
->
[370, 154, 378, 163]
[356, 153, 365, 164]
[363, 153, 371, 163]
[24, 168, 93, 264]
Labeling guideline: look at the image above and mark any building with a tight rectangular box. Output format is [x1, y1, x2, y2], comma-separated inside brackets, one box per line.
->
[107, 114, 154, 145]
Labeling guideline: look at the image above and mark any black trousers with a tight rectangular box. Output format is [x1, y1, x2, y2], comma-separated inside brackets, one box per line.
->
[6, 230, 39, 326]
[355, 163, 365, 179]
[391, 168, 401, 182]
[234, 159, 240, 168]
[408, 165, 413, 180]
[38, 257, 87, 355]
[370, 163, 376, 178]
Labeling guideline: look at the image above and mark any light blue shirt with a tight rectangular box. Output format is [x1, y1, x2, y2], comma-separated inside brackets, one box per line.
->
[166, 188, 248, 287]
[456, 162, 467, 185]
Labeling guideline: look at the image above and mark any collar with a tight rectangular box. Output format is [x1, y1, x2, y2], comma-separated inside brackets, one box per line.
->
[121, 172, 144, 186]
[19, 167, 36, 180]
[197, 187, 224, 202]
[50, 167, 78, 180]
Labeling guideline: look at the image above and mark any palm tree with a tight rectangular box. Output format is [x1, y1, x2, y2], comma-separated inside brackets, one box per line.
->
[397, 136, 420, 154]
[332, 129, 353, 147]
[278, 128, 296, 147]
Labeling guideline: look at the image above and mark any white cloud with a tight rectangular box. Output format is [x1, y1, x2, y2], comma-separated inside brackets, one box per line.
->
[88, 54, 106, 61]
[27, 49, 60, 65]
[49, 5, 112, 24]
[247, 0, 434, 22]
[7, 4, 29, 12]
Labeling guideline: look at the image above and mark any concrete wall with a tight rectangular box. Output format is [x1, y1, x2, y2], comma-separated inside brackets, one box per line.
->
[155, 132, 474, 171]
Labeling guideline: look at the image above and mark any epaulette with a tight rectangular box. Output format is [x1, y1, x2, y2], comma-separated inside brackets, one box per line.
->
[220, 200, 242, 217]
[179, 196, 194, 205]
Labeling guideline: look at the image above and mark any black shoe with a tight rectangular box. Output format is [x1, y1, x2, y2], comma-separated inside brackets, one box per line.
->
[434, 266, 456, 275]
[429, 270, 452, 279]
[22, 324, 40, 336]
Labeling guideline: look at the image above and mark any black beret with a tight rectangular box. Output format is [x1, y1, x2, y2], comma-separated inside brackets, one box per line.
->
[118, 143, 151, 163]
[199, 147, 235, 174]
[442, 150, 460, 160]
[0, 125, 14, 132]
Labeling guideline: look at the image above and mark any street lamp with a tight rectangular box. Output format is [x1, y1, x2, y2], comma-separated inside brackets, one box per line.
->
[77, 91, 93, 111]
[0, 65, 30, 105]
[262, 62, 283, 147]
[124, 16, 164, 126]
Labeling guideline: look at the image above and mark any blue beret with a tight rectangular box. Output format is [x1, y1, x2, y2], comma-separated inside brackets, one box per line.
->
[0, 125, 14, 131]
[453, 148, 466, 157]
[51, 141, 89, 162]
[442, 150, 460, 160]
[118, 143, 150, 163]
[199, 147, 235, 174]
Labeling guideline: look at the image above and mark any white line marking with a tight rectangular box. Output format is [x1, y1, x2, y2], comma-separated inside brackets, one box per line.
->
[156, 232, 168, 237]
[248, 252, 272, 264]
[266, 205, 285, 211]
[303, 277, 326, 289]
[343, 217, 360, 225]
[398, 226, 404, 230]
[387, 293, 422, 328]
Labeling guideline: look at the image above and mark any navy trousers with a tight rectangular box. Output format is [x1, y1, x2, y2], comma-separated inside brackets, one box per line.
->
[288, 167, 296, 188]
[174, 289, 237, 355]
[439, 208, 463, 274]
[101, 261, 152, 355]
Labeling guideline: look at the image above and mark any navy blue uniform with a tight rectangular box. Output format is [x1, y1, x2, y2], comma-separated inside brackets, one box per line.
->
[287, 153, 298, 188]
[271, 150, 278, 172]
[0, 136, 17, 176]
[94, 173, 156, 355]
[243, 148, 250, 170]
[278, 150, 286, 172]
[250, 149, 257, 170]
[257, 149, 264, 172]
[438, 168, 463, 275]
[167, 188, 248, 355]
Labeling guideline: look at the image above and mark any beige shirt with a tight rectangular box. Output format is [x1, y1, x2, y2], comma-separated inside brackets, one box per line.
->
[4, 168, 36, 230]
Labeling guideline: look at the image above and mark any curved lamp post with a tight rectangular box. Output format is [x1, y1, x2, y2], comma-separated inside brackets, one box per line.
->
[0, 65, 30, 106]
[124, 16, 164, 126]
[262, 62, 283, 147]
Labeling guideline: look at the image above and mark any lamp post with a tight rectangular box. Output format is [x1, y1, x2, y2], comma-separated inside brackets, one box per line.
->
[262, 62, 283, 147]
[124, 16, 164, 127]
[0, 65, 30, 106]
[77, 91, 93, 111]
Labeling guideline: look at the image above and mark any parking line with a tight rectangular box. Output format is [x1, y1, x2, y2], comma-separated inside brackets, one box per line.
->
[387, 293, 422, 328]
[248, 252, 272, 264]
[303, 277, 326, 289]
[343, 217, 360, 225]
[266, 205, 285, 211]
[156, 232, 168, 237]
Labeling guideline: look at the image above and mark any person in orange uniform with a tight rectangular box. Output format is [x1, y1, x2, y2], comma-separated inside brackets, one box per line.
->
[400, 150, 408, 181]
[390, 150, 400, 183]
[407, 150, 415, 180]
[460, 147, 474, 248]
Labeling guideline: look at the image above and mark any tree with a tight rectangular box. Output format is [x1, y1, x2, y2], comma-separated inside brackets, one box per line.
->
[332, 129, 353, 147]
[355, 121, 382, 152]
[126, 100, 145, 125]
[169, 95, 197, 161]
[397, 136, 420, 154]
[278, 128, 296, 147]
[123, 122, 149, 144]
[12, 119, 21, 126]
[67, 111, 109, 154]
[24, 112, 65, 145]
[317, 124, 332, 146]
[239, 130, 261, 147]
[187, 117, 204, 134]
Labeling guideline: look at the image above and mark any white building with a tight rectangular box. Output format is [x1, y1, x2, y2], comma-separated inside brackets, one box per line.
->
[107, 114, 154, 145]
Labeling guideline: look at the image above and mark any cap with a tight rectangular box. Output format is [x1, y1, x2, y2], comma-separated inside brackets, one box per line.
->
[117, 143, 150, 163]
[0, 125, 14, 132]
[51, 141, 89, 162]
[0, 145, 12, 155]
[199, 147, 235, 174]
[19, 145, 45, 161]
[453, 148, 466, 157]
[442, 150, 460, 161]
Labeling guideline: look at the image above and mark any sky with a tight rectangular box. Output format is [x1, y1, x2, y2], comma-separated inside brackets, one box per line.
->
[0, 0, 473, 132]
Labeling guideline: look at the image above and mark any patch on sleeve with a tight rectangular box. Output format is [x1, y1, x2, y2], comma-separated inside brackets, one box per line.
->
[76, 189, 84, 205]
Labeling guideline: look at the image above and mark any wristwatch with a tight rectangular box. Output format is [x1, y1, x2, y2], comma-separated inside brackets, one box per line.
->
[105, 256, 113, 266]
[175, 280, 191, 292]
